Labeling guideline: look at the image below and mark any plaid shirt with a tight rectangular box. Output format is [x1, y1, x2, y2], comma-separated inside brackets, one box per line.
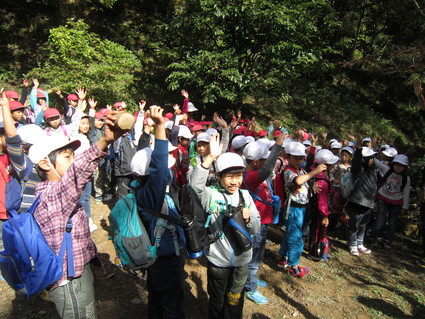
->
[34, 143, 107, 289]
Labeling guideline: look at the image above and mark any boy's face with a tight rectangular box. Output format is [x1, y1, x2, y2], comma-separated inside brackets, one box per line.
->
[179, 137, 189, 147]
[393, 163, 406, 174]
[79, 118, 90, 134]
[94, 119, 104, 129]
[288, 155, 305, 169]
[219, 171, 243, 194]
[47, 116, 61, 129]
[340, 151, 351, 164]
[12, 109, 24, 121]
[51, 149, 75, 179]
[197, 141, 210, 157]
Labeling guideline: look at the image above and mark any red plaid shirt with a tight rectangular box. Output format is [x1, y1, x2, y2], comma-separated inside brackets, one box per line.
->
[34, 143, 107, 289]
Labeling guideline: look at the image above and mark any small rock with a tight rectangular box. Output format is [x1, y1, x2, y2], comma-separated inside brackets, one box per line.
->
[131, 298, 142, 304]
[292, 311, 299, 317]
[38, 311, 47, 316]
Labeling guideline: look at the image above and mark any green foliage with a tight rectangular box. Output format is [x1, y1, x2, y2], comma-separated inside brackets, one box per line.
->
[28, 19, 141, 106]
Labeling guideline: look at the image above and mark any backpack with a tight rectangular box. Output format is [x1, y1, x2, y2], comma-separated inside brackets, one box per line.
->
[109, 190, 182, 270]
[379, 168, 408, 192]
[340, 170, 355, 199]
[109, 193, 157, 270]
[0, 195, 74, 297]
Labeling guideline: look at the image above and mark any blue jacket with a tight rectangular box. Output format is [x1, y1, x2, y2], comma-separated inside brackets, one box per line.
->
[136, 139, 186, 257]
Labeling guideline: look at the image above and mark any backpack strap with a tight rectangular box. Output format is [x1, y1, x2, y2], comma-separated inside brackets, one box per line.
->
[243, 174, 274, 206]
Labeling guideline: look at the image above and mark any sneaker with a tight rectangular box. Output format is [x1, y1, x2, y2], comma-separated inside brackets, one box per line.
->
[257, 279, 268, 288]
[350, 246, 359, 256]
[89, 218, 98, 232]
[245, 291, 269, 304]
[358, 245, 372, 254]
[277, 257, 290, 270]
[288, 266, 310, 278]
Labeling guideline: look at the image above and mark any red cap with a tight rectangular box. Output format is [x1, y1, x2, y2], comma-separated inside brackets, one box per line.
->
[67, 94, 78, 101]
[36, 88, 46, 98]
[95, 112, 104, 120]
[114, 102, 123, 109]
[165, 112, 174, 119]
[238, 118, 245, 123]
[239, 126, 247, 133]
[244, 131, 254, 137]
[192, 124, 203, 132]
[233, 128, 242, 135]
[253, 131, 259, 137]
[259, 130, 268, 137]
[44, 108, 61, 119]
[5, 90, 19, 99]
[99, 108, 111, 116]
[274, 130, 282, 137]
[9, 100, 26, 111]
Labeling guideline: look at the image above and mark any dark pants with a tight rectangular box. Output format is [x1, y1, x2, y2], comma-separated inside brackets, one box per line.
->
[347, 202, 371, 247]
[207, 262, 247, 319]
[147, 255, 185, 319]
[372, 199, 402, 243]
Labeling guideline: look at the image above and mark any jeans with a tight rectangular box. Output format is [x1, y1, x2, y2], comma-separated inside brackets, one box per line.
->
[79, 181, 92, 219]
[147, 255, 185, 319]
[279, 206, 306, 266]
[372, 199, 402, 243]
[347, 202, 371, 247]
[49, 265, 97, 319]
[245, 224, 268, 292]
[207, 262, 247, 319]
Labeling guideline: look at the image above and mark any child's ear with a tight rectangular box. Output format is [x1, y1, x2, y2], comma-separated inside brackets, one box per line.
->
[38, 158, 51, 171]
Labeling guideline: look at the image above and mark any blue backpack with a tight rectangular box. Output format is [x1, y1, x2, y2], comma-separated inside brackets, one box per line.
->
[0, 195, 74, 298]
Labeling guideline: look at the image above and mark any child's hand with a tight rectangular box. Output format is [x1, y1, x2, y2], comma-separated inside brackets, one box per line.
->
[23, 79, 29, 87]
[213, 112, 228, 128]
[181, 90, 189, 99]
[241, 207, 250, 223]
[103, 111, 128, 143]
[76, 87, 87, 100]
[209, 132, 222, 158]
[321, 216, 329, 227]
[312, 182, 322, 194]
[315, 163, 327, 173]
[275, 131, 286, 146]
[139, 100, 146, 112]
[88, 98, 97, 109]
[33, 78, 39, 88]
[149, 105, 164, 126]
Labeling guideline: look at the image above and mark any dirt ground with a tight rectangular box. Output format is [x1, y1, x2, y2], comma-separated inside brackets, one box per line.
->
[1, 198, 424, 319]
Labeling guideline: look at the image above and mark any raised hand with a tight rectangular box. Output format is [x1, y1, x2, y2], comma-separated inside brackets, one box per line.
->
[23, 79, 29, 87]
[149, 105, 164, 126]
[181, 90, 189, 99]
[76, 87, 87, 100]
[88, 98, 98, 109]
[213, 112, 228, 128]
[209, 132, 222, 158]
[33, 78, 39, 88]
[139, 100, 146, 112]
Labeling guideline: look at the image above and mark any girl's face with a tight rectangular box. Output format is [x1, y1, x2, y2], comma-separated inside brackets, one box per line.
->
[79, 118, 90, 134]
[340, 151, 352, 164]
[47, 116, 61, 129]
[288, 155, 305, 169]
[393, 163, 407, 175]
[179, 137, 189, 147]
[94, 119, 104, 129]
[12, 109, 24, 121]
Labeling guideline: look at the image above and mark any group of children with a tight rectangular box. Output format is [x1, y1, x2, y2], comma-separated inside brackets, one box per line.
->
[0, 80, 416, 318]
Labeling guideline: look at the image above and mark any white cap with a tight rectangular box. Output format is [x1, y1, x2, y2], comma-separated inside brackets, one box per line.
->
[341, 146, 354, 156]
[362, 137, 372, 143]
[348, 141, 355, 147]
[243, 142, 267, 161]
[302, 140, 312, 146]
[382, 147, 397, 158]
[362, 146, 376, 157]
[196, 132, 210, 143]
[178, 125, 194, 139]
[380, 144, 390, 150]
[315, 149, 339, 165]
[131, 147, 153, 176]
[17, 124, 46, 145]
[283, 138, 292, 148]
[215, 152, 245, 172]
[206, 128, 217, 135]
[256, 138, 272, 150]
[392, 154, 409, 166]
[329, 139, 338, 144]
[165, 121, 174, 130]
[232, 135, 248, 150]
[315, 146, 323, 153]
[246, 136, 255, 143]
[187, 102, 198, 112]
[286, 142, 306, 156]
[330, 141, 342, 149]
[29, 136, 81, 164]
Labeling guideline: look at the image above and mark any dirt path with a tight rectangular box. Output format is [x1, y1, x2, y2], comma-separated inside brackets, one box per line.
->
[1, 199, 424, 319]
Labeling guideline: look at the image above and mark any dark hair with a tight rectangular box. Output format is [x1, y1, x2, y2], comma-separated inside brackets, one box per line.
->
[34, 146, 75, 181]
[218, 168, 245, 178]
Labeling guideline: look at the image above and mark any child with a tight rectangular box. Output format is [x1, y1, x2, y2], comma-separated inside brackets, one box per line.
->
[9, 101, 28, 127]
[190, 133, 260, 319]
[371, 154, 410, 249]
[277, 142, 326, 277]
[308, 149, 339, 260]
[242, 134, 285, 305]
[346, 137, 377, 256]
[28, 111, 126, 318]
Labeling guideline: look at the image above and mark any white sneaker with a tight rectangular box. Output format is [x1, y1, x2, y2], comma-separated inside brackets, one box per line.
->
[358, 245, 372, 255]
[349, 246, 359, 256]
[89, 218, 98, 232]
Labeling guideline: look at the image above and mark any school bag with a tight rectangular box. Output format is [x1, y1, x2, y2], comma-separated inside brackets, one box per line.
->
[0, 195, 74, 298]
[340, 170, 355, 199]
[109, 188, 182, 271]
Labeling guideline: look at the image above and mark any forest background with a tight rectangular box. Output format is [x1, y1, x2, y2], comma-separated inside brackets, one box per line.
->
[1, 0, 425, 152]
